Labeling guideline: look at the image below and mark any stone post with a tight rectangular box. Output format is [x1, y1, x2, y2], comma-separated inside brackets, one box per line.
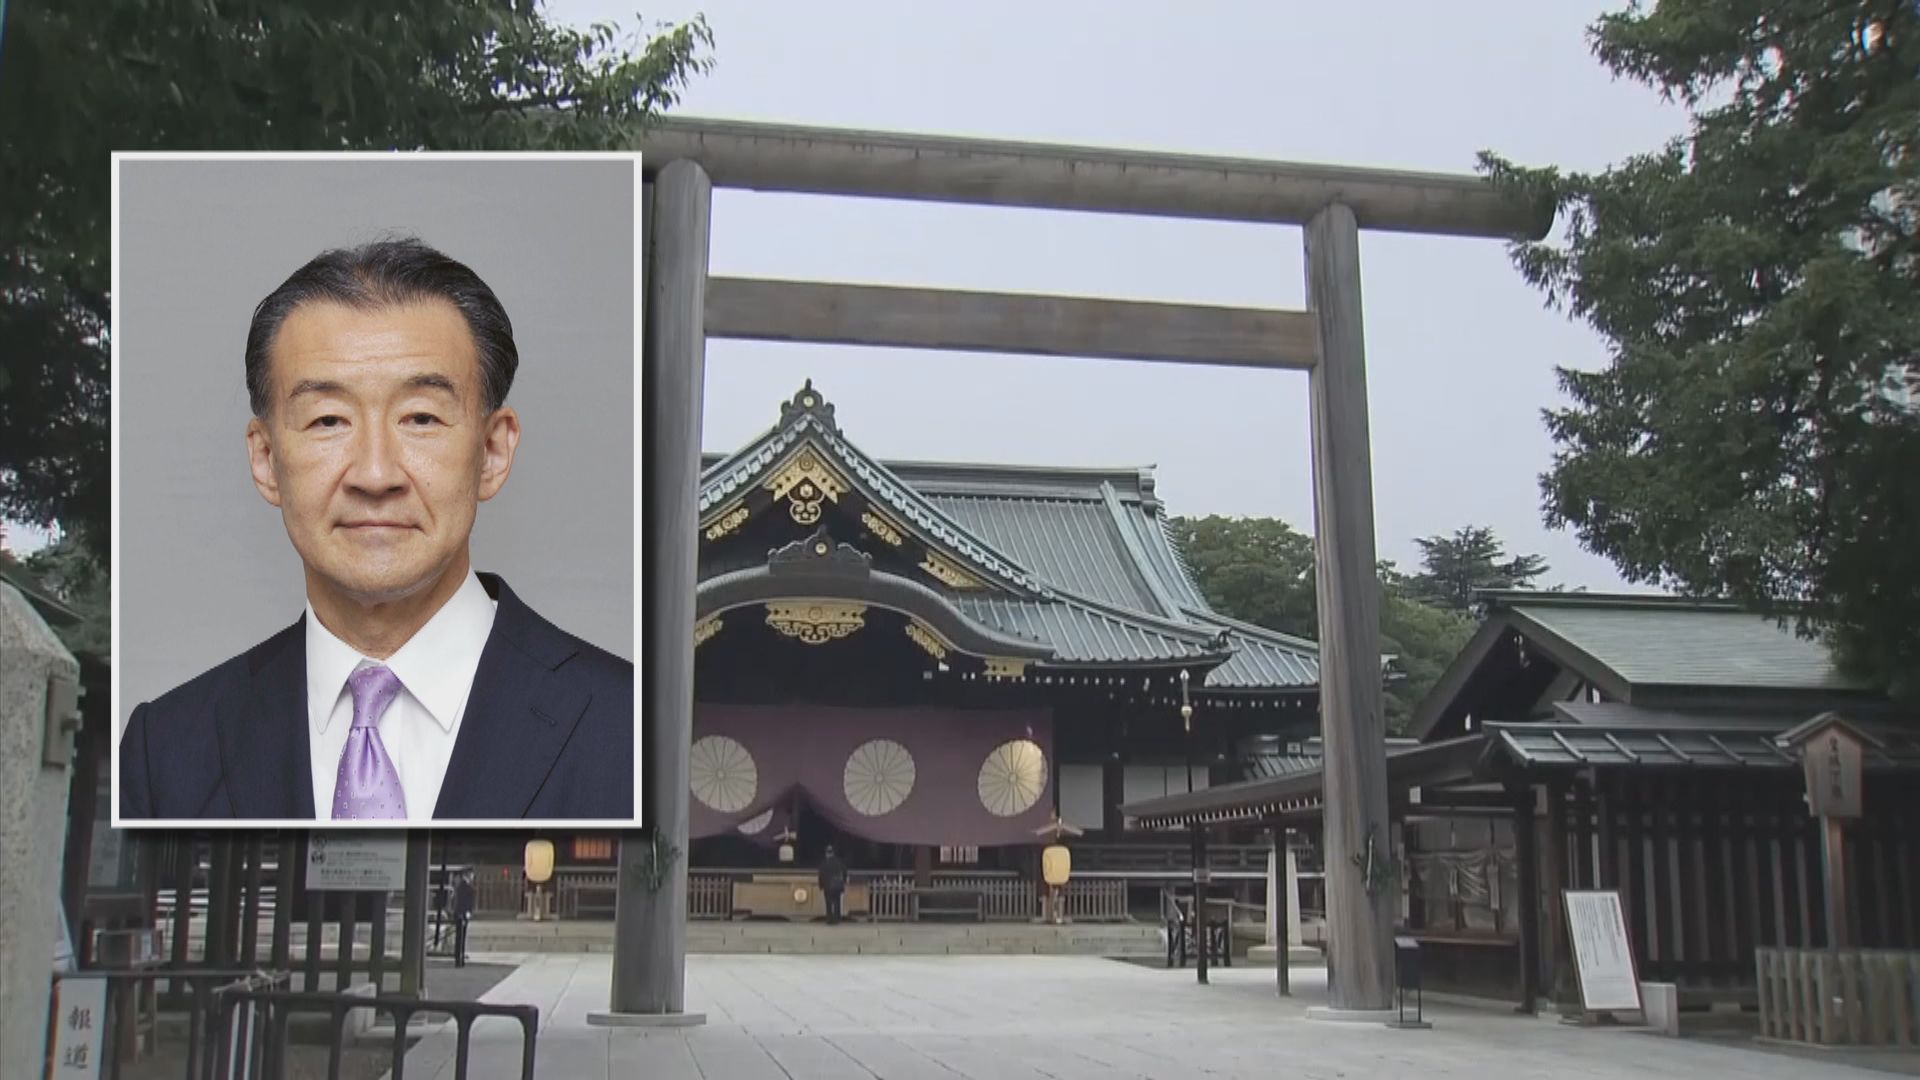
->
[1266, 846, 1278, 947]
[1285, 845, 1303, 948]
[0, 583, 83, 1078]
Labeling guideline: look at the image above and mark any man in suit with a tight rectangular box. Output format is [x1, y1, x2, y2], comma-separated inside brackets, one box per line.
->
[818, 845, 848, 925]
[452, 870, 476, 967]
[118, 237, 632, 821]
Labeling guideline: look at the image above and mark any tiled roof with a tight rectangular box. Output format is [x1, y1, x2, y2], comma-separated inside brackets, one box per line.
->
[1496, 594, 1872, 694]
[926, 492, 1154, 610]
[698, 384, 1320, 690]
[1178, 607, 1321, 689]
[1488, 703, 1920, 770]
[951, 595, 1227, 664]
[700, 413, 1047, 596]
[1124, 736, 1484, 828]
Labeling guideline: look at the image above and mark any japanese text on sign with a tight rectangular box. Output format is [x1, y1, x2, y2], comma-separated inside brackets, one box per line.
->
[51, 978, 106, 1078]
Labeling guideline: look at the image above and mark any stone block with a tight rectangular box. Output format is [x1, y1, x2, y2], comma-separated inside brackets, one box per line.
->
[1640, 982, 1679, 1037]
[0, 584, 80, 1078]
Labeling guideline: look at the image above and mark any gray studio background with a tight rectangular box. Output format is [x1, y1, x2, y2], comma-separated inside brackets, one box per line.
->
[117, 157, 637, 737]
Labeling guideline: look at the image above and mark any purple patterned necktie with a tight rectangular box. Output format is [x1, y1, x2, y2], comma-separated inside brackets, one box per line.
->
[331, 665, 408, 820]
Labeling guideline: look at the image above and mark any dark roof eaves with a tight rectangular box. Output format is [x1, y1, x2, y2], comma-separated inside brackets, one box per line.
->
[1178, 606, 1319, 655]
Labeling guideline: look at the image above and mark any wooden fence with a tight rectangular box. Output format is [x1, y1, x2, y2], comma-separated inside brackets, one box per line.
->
[474, 868, 525, 916]
[555, 872, 619, 919]
[940, 874, 1036, 921]
[477, 866, 1130, 923]
[1063, 879, 1128, 921]
[869, 875, 912, 921]
[1756, 947, 1920, 1046]
[690, 874, 732, 919]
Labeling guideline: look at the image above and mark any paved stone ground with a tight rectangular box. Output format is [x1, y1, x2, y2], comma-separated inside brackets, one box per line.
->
[385, 953, 1910, 1080]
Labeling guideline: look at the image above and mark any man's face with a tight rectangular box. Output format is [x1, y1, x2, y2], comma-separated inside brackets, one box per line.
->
[246, 300, 519, 604]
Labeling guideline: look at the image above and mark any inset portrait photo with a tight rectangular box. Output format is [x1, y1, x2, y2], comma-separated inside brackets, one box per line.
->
[112, 154, 642, 827]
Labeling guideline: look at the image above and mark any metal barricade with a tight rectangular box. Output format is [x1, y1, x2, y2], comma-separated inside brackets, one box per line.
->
[47, 968, 289, 1080]
[213, 989, 540, 1080]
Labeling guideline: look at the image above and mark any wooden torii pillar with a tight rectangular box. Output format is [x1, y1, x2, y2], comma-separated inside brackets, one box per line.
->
[612, 118, 1550, 1020]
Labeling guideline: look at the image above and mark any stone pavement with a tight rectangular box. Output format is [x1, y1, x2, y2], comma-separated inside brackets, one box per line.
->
[387, 953, 1904, 1080]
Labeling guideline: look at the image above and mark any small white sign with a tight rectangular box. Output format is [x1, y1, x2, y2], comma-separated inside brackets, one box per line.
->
[1564, 889, 1642, 1013]
[306, 833, 407, 892]
[50, 978, 107, 1078]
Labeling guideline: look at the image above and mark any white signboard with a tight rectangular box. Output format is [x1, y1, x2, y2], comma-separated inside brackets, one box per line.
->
[50, 978, 107, 1078]
[306, 833, 407, 892]
[1564, 889, 1642, 1013]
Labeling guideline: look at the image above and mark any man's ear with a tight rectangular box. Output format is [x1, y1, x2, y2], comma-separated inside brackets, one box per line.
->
[246, 417, 283, 507]
[478, 406, 521, 502]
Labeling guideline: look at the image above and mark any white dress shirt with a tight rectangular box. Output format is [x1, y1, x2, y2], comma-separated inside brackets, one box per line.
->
[307, 571, 497, 819]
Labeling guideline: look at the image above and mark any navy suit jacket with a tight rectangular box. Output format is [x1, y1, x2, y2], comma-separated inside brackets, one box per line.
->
[119, 574, 633, 820]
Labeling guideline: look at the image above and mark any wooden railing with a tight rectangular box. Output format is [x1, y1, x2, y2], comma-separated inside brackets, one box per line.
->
[472, 865, 1132, 924]
[868, 875, 913, 921]
[850, 872, 1041, 922]
[689, 874, 732, 919]
[931, 874, 1036, 921]
[1062, 879, 1128, 921]
[1072, 843, 1274, 874]
[555, 871, 619, 919]
[1757, 947, 1920, 1046]
[475, 868, 525, 916]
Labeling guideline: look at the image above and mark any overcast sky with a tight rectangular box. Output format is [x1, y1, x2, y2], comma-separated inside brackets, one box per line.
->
[543, 1, 1690, 590]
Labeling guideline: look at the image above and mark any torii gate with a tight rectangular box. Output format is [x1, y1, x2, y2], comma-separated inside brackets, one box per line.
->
[598, 117, 1549, 1024]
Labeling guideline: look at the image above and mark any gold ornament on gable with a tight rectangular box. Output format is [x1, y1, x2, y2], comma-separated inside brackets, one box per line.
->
[765, 600, 867, 645]
[765, 449, 848, 526]
[920, 551, 985, 590]
[703, 504, 750, 540]
[904, 621, 949, 660]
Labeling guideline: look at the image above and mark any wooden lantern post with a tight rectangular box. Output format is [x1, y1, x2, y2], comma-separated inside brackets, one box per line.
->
[1775, 712, 1880, 949]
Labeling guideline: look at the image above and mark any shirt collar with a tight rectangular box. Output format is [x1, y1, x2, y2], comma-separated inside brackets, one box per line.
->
[305, 571, 498, 735]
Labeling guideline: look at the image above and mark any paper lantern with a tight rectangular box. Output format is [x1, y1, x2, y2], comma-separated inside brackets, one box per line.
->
[524, 839, 555, 884]
[1042, 844, 1072, 887]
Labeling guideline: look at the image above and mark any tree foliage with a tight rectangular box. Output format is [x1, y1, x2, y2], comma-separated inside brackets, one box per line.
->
[1408, 525, 1550, 612]
[1482, 1, 1920, 693]
[0, 2, 715, 559]
[0, 536, 110, 657]
[1171, 515, 1476, 733]
[1172, 516, 1317, 638]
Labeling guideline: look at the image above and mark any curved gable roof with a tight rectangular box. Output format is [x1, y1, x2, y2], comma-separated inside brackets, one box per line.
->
[699, 382, 1320, 690]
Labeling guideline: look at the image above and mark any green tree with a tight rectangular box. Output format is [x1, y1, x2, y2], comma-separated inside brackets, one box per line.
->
[6, 535, 110, 657]
[1481, 2, 1920, 693]
[1379, 569, 1477, 733]
[1172, 516, 1477, 733]
[1171, 515, 1316, 637]
[1407, 525, 1550, 612]
[0, 2, 714, 561]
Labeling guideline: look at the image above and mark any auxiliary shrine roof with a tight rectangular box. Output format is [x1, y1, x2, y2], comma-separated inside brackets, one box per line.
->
[698, 382, 1319, 692]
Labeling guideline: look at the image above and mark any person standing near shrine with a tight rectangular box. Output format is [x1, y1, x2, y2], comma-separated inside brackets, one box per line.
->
[818, 845, 848, 925]
[452, 870, 476, 966]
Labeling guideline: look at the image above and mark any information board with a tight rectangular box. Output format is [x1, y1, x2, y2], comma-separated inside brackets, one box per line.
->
[306, 833, 407, 891]
[1564, 889, 1642, 1013]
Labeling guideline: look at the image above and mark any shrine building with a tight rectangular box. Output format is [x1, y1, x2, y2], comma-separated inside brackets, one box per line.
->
[670, 380, 1321, 916]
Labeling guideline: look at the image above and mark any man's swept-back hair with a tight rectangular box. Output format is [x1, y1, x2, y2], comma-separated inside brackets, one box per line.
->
[244, 236, 518, 416]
